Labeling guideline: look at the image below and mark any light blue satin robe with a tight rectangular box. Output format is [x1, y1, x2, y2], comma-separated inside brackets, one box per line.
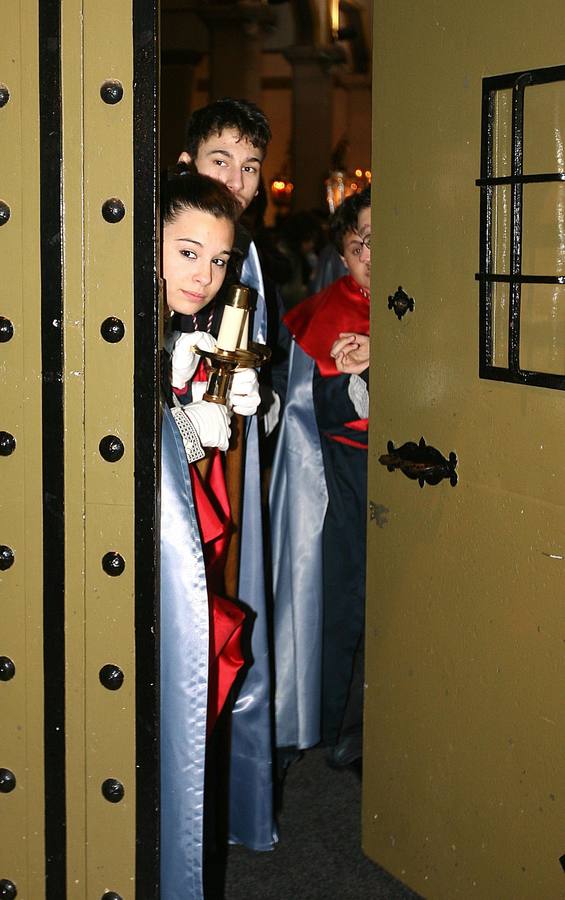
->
[269, 341, 328, 749]
[229, 241, 277, 850]
[160, 406, 209, 900]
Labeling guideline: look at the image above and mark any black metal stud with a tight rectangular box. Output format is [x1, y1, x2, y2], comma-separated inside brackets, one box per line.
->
[100, 80, 124, 105]
[0, 879, 17, 899]
[101, 198, 126, 224]
[100, 317, 125, 343]
[101, 892, 123, 900]
[101, 778, 125, 803]
[0, 769, 16, 793]
[0, 547, 14, 571]
[0, 318, 14, 342]
[0, 202, 10, 227]
[99, 664, 124, 691]
[0, 86, 9, 108]
[99, 435, 125, 462]
[0, 658, 15, 681]
[102, 551, 125, 577]
[0, 433, 16, 457]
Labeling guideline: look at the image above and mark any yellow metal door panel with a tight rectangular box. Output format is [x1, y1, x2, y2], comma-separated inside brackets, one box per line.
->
[1, 1, 159, 897]
[364, 4, 565, 898]
[0, 3, 45, 897]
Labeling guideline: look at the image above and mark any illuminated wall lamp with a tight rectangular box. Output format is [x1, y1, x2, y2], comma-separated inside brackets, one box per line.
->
[270, 176, 294, 208]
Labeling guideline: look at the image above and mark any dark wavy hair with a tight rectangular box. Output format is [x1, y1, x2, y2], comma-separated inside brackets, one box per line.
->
[353, 185, 371, 215]
[161, 169, 241, 226]
[183, 97, 272, 160]
[330, 186, 371, 254]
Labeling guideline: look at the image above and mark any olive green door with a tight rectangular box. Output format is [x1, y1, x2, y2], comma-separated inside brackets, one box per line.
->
[364, 4, 565, 898]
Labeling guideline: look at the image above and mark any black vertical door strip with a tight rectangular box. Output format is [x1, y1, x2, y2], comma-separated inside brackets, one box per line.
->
[39, 0, 66, 895]
[133, 1, 161, 896]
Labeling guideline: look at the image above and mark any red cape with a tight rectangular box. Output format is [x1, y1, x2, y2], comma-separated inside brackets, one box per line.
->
[284, 275, 370, 446]
[283, 275, 370, 377]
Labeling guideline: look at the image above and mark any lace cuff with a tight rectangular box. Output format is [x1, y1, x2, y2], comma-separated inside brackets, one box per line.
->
[348, 374, 369, 419]
[170, 407, 206, 464]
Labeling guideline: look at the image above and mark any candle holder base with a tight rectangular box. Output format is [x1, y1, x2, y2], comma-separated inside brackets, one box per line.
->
[195, 342, 271, 405]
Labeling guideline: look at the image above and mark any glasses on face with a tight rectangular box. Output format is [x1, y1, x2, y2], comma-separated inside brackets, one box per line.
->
[361, 234, 371, 251]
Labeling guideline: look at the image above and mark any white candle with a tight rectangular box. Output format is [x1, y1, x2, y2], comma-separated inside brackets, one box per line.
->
[217, 304, 245, 352]
[239, 311, 249, 350]
[216, 285, 251, 351]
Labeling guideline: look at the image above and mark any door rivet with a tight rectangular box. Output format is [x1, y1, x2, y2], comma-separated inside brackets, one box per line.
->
[0, 318, 14, 342]
[101, 778, 125, 803]
[100, 317, 125, 343]
[0, 546, 14, 571]
[0, 433, 16, 456]
[99, 435, 125, 462]
[101, 198, 126, 223]
[0, 658, 15, 681]
[0, 769, 16, 793]
[0, 879, 17, 899]
[99, 664, 124, 691]
[102, 551, 125, 576]
[0, 202, 11, 226]
[100, 80, 124, 105]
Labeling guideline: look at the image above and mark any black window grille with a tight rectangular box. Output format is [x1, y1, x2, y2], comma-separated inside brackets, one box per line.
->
[476, 64, 565, 390]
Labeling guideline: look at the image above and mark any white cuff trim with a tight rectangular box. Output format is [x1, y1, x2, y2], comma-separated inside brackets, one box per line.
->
[170, 407, 206, 464]
[348, 374, 369, 419]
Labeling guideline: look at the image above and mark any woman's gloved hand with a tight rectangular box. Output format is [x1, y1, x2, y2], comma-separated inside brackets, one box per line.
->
[229, 367, 261, 416]
[171, 331, 216, 389]
[183, 400, 232, 452]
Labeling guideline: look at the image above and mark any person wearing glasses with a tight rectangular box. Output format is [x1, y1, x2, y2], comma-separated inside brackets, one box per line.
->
[331, 208, 371, 376]
[271, 187, 371, 773]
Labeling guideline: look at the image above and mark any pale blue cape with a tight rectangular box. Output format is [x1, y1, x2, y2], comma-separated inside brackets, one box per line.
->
[269, 340, 328, 749]
[160, 241, 277, 900]
[229, 242, 277, 850]
[160, 405, 209, 899]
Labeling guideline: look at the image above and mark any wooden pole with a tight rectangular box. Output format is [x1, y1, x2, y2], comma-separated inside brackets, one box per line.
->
[223, 412, 246, 599]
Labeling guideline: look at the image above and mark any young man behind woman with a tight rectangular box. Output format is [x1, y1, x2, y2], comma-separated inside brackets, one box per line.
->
[177, 98, 278, 857]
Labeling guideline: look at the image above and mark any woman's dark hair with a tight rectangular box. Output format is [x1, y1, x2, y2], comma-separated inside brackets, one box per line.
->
[161, 169, 240, 227]
[183, 97, 272, 160]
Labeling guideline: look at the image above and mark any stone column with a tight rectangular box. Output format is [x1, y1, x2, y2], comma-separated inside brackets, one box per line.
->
[160, 49, 203, 165]
[335, 72, 372, 173]
[161, 7, 211, 161]
[284, 44, 345, 212]
[199, 3, 276, 104]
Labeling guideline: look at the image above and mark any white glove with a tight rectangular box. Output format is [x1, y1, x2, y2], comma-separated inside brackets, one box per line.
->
[229, 367, 260, 416]
[183, 400, 232, 452]
[171, 331, 216, 389]
[191, 381, 207, 402]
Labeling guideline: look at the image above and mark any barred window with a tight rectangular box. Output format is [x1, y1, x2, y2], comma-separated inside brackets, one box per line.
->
[477, 65, 565, 389]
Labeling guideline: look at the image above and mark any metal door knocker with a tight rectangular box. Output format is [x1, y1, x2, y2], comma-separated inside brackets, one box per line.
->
[379, 437, 457, 487]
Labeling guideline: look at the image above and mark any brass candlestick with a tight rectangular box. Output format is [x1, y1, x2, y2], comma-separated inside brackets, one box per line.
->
[195, 284, 271, 405]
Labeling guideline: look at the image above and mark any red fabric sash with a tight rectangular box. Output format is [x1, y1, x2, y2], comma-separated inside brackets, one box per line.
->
[327, 433, 368, 450]
[190, 447, 245, 735]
